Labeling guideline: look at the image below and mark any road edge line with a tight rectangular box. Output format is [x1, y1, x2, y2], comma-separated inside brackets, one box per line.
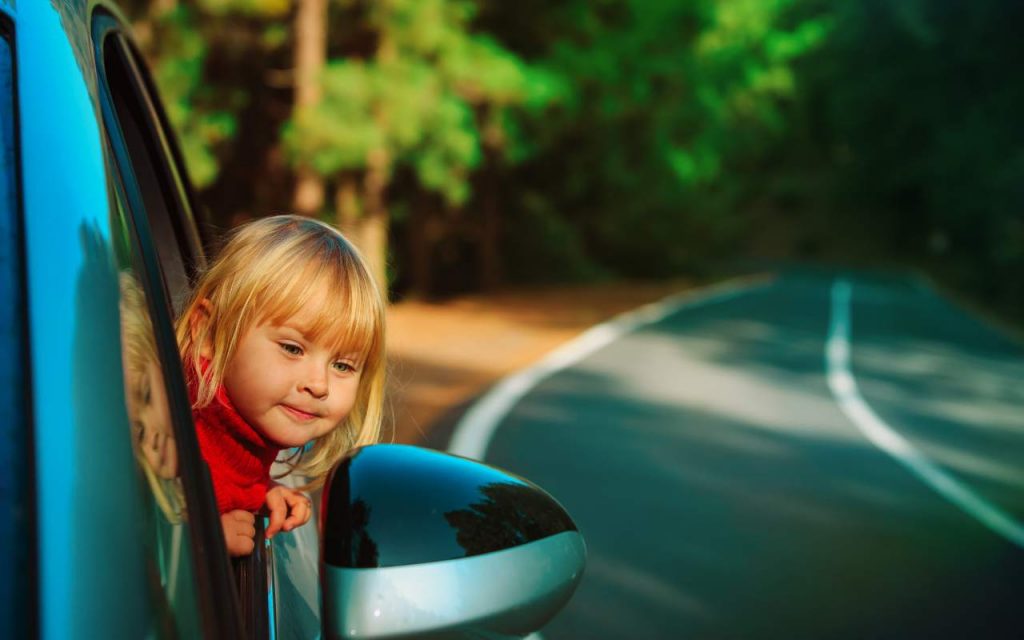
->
[826, 278, 1024, 548]
[447, 275, 773, 461]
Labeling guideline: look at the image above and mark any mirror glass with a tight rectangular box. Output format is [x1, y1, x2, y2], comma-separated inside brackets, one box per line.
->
[323, 444, 578, 568]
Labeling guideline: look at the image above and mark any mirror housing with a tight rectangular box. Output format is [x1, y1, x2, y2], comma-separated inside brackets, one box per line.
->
[320, 444, 586, 639]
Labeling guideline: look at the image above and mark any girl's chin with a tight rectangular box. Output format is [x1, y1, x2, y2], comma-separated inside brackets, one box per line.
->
[256, 423, 312, 449]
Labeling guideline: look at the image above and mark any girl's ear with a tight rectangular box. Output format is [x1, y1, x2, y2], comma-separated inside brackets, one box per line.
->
[189, 299, 214, 360]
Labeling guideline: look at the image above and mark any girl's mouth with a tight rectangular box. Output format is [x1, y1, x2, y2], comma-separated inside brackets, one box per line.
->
[281, 404, 319, 422]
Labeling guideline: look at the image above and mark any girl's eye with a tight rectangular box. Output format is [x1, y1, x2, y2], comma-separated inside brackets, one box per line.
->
[279, 342, 303, 356]
[332, 360, 355, 373]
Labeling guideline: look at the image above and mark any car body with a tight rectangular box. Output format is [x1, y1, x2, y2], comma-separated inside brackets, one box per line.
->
[0, 2, 583, 639]
[4, 1, 244, 636]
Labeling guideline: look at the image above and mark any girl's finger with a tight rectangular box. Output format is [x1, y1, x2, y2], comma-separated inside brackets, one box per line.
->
[281, 500, 301, 530]
[231, 533, 255, 556]
[283, 496, 311, 530]
[265, 493, 286, 538]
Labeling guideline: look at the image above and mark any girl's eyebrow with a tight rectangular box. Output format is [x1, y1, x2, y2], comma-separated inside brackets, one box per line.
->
[274, 323, 321, 344]
[275, 323, 309, 337]
[277, 322, 363, 359]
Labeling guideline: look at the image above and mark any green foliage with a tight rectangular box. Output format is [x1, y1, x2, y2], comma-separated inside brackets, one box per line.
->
[284, 61, 386, 174]
[800, 0, 1024, 315]
[481, 0, 828, 276]
[147, 7, 240, 188]
[139, 0, 1024, 312]
[284, 0, 552, 207]
[196, 0, 290, 18]
[501, 192, 607, 284]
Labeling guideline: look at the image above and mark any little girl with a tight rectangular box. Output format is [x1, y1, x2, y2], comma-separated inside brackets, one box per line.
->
[175, 215, 386, 556]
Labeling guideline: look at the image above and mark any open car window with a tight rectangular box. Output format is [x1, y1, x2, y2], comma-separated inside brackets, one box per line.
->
[97, 25, 205, 313]
[93, 11, 242, 639]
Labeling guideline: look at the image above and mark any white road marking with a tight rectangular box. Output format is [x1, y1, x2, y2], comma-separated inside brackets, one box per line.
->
[826, 279, 1024, 548]
[448, 277, 771, 461]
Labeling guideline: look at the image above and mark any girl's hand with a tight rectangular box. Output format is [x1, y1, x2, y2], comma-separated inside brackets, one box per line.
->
[221, 510, 256, 556]
[265, 485, 313, 539]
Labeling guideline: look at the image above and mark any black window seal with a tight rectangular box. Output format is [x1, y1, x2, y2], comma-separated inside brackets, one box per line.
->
[234, 516, 271, 640]
[118, 35, 215, 258]
[94, 13, 207, 283]
[0, 13, 38, 640]
[90, 11, 243, 639]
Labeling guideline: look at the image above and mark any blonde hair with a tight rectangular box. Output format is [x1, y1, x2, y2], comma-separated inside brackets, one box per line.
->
[176, 215, 387, 489]
[120, 272, 186, 523]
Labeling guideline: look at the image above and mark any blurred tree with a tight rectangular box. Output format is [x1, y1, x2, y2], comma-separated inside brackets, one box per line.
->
[283, 0, 552, 295]
[126, 1, 242, 190]
[125, 0, 293, 232]
[292, 0, 329, 215]
[797, 0, 1024, 314]
[129, 0, 1024, 319]
[478, 0, 828, 278]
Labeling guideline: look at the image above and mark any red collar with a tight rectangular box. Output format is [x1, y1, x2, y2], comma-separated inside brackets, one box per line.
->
[192, 379, 281, 513]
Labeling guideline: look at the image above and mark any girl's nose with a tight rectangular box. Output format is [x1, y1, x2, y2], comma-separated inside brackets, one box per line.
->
[302, 366, 329, 398]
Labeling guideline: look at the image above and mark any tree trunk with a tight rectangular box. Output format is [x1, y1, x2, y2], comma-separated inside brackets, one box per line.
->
[476, 105, 506, 290]
[334, 173, 365, 264]
[353, 20, 397, 298]
[335, 174, 361, 234]
[360, 147, 390, 298]
[409, 190, 446, 298]
[478, 144, 502, 290]
[292, 0, 327, 215]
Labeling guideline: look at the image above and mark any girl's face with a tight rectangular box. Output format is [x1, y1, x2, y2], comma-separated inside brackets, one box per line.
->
[220, 304, 363, 448]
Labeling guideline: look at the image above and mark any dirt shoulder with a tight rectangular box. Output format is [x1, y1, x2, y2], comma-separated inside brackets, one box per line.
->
[385, 278, 698, 446]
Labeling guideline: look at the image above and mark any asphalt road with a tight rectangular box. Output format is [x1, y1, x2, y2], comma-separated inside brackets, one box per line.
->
[472, 271, 1024, 639]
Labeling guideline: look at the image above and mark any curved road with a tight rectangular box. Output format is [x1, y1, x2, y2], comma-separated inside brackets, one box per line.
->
[455, 271, 1024, 639]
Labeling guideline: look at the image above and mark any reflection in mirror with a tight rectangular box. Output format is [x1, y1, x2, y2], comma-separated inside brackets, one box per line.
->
[344, 499, 379, 567]
[320, 446, 587, 639]
[444, 482, 578, 557]
[119, 271, 185, 522]
[325, 445, 581, 569]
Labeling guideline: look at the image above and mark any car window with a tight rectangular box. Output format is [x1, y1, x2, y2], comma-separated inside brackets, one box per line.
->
[99, 30, 205, 314]
[94, 12, 243, 638]
[0, 18, 33, 640]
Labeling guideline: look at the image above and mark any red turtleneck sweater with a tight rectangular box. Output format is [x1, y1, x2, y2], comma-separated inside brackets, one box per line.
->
[193, 385, 281, 513]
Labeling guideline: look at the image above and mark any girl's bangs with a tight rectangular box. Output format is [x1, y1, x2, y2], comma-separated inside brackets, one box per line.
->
[258, 259, 381, 364]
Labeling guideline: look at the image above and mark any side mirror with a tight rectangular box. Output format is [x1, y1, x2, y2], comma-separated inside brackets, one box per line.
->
[320, 444, 586, 639]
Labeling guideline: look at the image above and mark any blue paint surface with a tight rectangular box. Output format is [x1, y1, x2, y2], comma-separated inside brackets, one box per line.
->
[19, 2, 150, 637]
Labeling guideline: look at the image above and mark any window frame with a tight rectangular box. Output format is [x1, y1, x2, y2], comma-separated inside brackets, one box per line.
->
[119, 28, 213, 257]
[91, 10, 243, 639]
[103, 36, 194, 308]
[0, 13, 37, 640]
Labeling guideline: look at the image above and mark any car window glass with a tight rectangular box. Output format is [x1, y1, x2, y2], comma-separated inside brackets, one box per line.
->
[112, 189, 203, 635]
